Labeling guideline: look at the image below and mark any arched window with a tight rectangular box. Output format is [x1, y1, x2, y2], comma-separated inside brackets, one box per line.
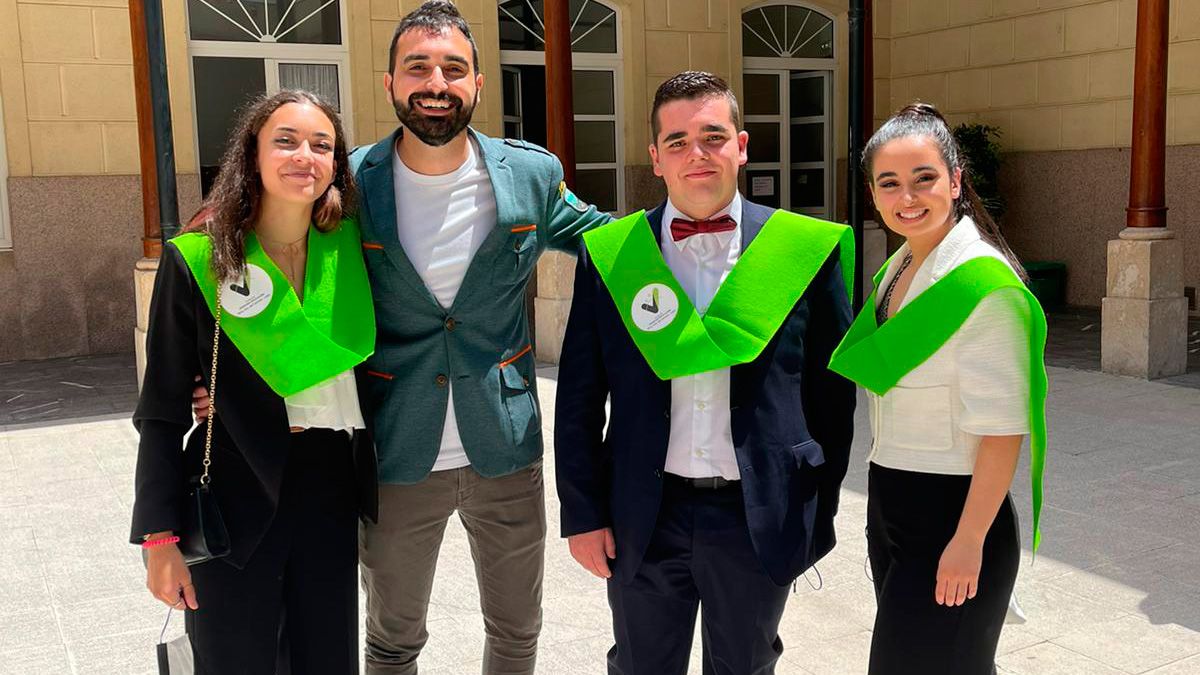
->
[498, 0, 624, 213]
[498, 0, 618, 54]
[741, 3, 835, 218]
[186, 1, 352, 195]
[742, 4, 833, 59]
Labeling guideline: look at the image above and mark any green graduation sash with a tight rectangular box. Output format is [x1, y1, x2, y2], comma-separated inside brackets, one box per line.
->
[828, 255, 1048, 552]
[582, 209, 854, 380]
[173, 219, 375, 397]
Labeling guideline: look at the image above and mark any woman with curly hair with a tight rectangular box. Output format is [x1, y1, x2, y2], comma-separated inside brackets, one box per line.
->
[130, 89, 376, 674]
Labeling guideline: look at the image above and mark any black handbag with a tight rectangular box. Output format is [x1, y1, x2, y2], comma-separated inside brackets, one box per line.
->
[178, 288, 231, 566]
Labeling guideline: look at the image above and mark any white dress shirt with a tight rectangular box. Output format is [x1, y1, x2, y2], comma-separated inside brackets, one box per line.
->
[867, 216, 1032, 475]
[661, 194, 744, 480]
[393, 137, 497, 471]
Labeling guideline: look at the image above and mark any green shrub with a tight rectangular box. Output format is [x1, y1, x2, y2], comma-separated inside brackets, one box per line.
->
[952, 123, 1005, 222]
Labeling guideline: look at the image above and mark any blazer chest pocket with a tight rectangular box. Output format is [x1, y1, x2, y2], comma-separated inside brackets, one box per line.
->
[493, 226, 538, 285]
[884, 385, 954, 451]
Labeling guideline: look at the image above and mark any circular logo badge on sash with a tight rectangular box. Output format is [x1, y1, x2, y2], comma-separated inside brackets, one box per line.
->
[631, 283, 679, 332]
[222, 264, 273, 318]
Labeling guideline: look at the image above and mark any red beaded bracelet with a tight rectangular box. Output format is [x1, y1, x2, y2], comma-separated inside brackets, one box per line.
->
[141, 535, 181, 549]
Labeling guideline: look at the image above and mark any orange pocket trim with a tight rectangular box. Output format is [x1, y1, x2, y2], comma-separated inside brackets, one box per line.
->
[362, 242, 384, 250]
[510, 224, 537, 233]
[499, 345, 533, 369]
[366, 370, 394, 380]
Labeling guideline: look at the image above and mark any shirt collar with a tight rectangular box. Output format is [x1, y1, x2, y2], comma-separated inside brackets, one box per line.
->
[663, 192, 743, 252]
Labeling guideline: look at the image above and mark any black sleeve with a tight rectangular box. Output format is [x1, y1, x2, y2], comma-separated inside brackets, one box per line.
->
[553, 248, 613, 537]
[802, 248, 857, 537]
[129, 244, 201, 544]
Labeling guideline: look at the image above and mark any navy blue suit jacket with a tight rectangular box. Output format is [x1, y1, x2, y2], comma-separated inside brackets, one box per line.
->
[554, 200, 856, 586]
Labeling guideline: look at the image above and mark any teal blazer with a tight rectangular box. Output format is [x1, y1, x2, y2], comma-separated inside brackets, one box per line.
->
[350, 128, 613, 484]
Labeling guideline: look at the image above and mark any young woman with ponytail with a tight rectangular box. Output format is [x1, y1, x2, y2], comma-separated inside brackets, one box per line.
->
[829, 103, 1049, 674]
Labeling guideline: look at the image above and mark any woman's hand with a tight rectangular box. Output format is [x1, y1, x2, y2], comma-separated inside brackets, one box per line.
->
[145, 536, 199, 610]
[935, 532, 982, 606]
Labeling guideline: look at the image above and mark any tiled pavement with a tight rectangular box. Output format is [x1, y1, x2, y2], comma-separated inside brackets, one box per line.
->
[1, 323, 1199, 673]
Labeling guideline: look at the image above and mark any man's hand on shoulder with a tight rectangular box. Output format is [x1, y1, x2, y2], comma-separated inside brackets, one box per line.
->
[567, 527, 616, 579]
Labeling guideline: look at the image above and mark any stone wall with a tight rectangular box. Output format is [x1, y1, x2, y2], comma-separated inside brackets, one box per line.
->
[0, 175, 202, 362]
[999, 144, 1200, 308]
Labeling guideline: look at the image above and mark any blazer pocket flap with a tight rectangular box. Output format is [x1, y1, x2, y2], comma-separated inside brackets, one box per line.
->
[791, 439, 826, 468]
[501, 364, 530, 391]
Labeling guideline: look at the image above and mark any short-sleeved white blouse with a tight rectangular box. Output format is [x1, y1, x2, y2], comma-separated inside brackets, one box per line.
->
[867, 216, 1032, 475]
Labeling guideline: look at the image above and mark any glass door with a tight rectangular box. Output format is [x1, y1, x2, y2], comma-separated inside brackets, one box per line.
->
[742, 69, 833, 217]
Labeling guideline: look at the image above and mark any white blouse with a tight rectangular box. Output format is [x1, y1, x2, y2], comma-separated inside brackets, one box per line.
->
[283, 369, 365, 434]
[867, 217, 1032, 475]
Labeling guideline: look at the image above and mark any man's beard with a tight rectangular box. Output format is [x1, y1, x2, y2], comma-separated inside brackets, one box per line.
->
[393, 91, 476, 147]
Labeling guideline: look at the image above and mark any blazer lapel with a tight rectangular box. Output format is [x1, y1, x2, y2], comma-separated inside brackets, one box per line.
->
[359, 128, 442, 308]
[646, 203, 667, 246]
[739, 199, 775, 250]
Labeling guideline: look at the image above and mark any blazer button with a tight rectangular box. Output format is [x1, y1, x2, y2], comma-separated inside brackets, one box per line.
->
[435, 374, 448, 387]
[653, 469, 662, 478]
[663, 409, 670, 419]
[445, 317, 457, 331]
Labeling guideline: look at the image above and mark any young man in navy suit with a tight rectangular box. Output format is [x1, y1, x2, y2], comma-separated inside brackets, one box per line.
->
[554, 72, 857, 674]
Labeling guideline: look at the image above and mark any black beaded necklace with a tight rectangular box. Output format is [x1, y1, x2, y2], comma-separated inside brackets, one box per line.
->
[875, 251, 914, 325]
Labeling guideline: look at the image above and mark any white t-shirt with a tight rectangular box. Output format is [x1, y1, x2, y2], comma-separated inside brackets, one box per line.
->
[867, 216, 1032, 475]
[392, 138, 497, 471]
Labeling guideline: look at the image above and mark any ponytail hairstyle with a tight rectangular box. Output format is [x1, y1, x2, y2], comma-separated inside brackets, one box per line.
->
[182, 89, 357, 282]
[862, 102, 1027, 282]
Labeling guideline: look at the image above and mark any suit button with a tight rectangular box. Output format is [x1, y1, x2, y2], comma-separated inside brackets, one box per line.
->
[654, 469, 662, 478]
[663, 409, 670, 419]
[445, 317, 456, 331]
[435, 374, 448, 387]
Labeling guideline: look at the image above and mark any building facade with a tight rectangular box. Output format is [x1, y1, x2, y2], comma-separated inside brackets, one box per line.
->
[0, 0, 1196, 362]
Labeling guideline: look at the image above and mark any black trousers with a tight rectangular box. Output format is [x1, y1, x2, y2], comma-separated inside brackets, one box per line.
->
[866, 463, 1019, 675]
[185, 428, 360, 675]
[606, 477, 790, 675]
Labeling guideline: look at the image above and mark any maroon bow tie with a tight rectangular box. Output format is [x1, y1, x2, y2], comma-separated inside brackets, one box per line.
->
[670, 215, 736, 242]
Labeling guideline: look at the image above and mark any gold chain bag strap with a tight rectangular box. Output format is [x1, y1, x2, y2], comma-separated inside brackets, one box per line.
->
[178, 287, 232, 565]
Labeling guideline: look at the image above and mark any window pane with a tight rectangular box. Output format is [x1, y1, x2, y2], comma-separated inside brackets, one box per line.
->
[794, 16, 834, 59]
[790, 123, 824, 162]
[502, 69, 521, 117]
[504, 121, 523, 139]
[188, 1, 341, 44]
[745, 123, 781, 163]
[574, 121, 616, 163]
[573, 71, 614, 115]
[499, 0, 545, 51]
[571, 0, 618, 54]
[743, 74, 779, 116]
[279, 63, 340, 110]
[194, 56, 266, 195]
[741, 6, 785, 58]
[574, 169, 617, 213]
[790, 75, 824, 117]
[791, 169, 825, 209]
[746, 169, 781, 208]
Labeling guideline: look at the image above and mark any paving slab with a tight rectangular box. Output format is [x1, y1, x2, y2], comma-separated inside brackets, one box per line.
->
[0, 355, 1198, 673]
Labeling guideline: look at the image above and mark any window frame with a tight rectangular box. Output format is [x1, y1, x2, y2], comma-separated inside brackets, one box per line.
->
[741, 1, 837, 220]
[184, 1, 354, 191]
[499, 0, 625, 215]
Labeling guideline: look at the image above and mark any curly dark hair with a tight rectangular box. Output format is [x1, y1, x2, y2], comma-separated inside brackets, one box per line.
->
[651, 71, 741, 142]
[182, 89, 357, 281]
